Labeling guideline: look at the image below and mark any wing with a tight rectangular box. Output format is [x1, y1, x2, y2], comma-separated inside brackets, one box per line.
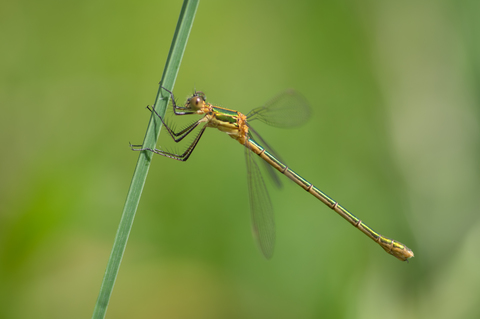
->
[248, 125, 283, 188]
[247, 89, 311, 128]
[245, 144, 276, 259]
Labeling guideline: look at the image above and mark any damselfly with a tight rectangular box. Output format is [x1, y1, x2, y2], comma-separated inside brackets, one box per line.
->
[131, 87, 414, 261]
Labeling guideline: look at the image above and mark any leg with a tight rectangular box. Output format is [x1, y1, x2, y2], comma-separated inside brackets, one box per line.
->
[130, 126, 207, 162]
[147, 105, 204, 143]
[161, 86, 194, 115]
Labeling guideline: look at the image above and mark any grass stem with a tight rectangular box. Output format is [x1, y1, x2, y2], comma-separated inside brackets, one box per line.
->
[91, 1, 200, 318]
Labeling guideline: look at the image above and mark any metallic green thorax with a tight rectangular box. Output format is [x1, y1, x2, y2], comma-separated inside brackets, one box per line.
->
[212, 106, 241, 125]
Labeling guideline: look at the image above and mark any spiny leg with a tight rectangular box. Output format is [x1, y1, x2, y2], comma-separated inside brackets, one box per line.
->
[130, 126, 207, 162]
[147, 105, 204, 143]
[161, 86, 195, 115]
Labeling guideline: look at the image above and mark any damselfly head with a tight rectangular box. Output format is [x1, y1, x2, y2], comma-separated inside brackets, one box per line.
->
[186, 91, 206, 110]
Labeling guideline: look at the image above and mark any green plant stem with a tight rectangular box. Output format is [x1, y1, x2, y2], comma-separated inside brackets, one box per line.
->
[91, 1, 199, 318]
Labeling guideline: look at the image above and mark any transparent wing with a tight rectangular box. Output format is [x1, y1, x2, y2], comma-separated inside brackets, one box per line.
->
[247, 89, 311, 128]
[248, 125, 283, 188]
[245, 144, 276, 259]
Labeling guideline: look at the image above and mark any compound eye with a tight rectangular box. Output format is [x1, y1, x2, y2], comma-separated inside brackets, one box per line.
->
[186, 91, 206, 110]
[187, 95, 204, 110]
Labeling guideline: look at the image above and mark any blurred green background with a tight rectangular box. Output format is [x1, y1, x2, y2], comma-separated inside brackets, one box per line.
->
[1, 0, 479, 318]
